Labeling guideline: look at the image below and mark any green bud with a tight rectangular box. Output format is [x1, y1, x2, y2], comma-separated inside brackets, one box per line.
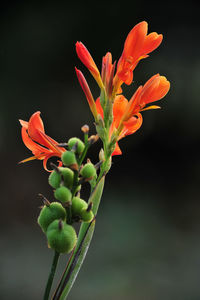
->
[48, 171, 61, 189]
[71, 197, 94, 223]
[71, 197, 87, 216]
[80, 163, 96, 179]
[37, 202, 66, 233]
[54, 186, 72, 204]
[47, 220, 77, 253]
[68, 137, 85, 155]
[80, 209, 94, 223]
[61, 151, 78, 170]
[59, 167, 74, 189]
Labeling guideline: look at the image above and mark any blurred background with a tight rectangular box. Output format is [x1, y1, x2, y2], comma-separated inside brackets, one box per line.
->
[1, 1, 200, 299]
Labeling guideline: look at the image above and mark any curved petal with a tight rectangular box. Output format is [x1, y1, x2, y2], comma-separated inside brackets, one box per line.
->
[140, 74, 170, 104]
[142, 32, 163, 55]
[95, 97, 104, 118]
[113, 95, 128, 128]
[122, 113, 143, 137]
[19, 119, 28, 129]
[112, 142, 122, 156]
[28, 111, 45, 144]
[123, 21, 147, 60]
[21, 127, 48, 156]
[43, 153, 63, 172]
[37, 130, 64, 154]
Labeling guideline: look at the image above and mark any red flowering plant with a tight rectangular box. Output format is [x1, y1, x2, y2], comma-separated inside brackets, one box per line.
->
[19, 21, 170, 300]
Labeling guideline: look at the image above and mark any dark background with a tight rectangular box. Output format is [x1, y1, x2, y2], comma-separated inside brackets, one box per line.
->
[1, 1, 200, 299]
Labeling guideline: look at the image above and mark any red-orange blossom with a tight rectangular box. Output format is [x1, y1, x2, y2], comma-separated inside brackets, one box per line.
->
[76, 21, 170, 155]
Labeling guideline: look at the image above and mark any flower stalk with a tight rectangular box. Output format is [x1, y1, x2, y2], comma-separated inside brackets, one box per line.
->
[19, 21, 170, 300]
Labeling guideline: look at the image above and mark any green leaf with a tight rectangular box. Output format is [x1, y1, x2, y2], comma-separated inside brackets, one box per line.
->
[53, 176, 105, 300]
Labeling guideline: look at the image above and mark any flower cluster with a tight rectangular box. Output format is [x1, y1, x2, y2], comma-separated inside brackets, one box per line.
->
[75, 21, 170, 155]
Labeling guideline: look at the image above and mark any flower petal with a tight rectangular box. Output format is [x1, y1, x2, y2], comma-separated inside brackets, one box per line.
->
[28, 111, 45, 144]
[21, 126, 48, 155]
[112, 142, 122, 156]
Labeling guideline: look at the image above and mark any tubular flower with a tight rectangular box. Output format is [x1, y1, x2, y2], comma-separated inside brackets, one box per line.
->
[75, 67, 98, 120]
[76, 42, 104, 89]
[114, 21, 163, 87]
[96, 74, 170, 155]
[19, 111, 66, 171]
[75, 21, 170, 156]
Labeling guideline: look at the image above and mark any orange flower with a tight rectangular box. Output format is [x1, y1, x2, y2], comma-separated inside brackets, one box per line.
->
[19, 111, 66, 171]
[76, 42, 104, 89]
[114, 21, 163, 87]
[75, 67, 98, 119]
[96, 74, 170, 155]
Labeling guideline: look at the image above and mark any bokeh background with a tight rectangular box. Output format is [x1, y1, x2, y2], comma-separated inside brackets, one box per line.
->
[1, 1, 200, 299]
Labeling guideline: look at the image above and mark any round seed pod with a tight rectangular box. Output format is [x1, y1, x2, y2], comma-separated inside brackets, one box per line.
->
[47, 220, 77, 253]
[59, 167, 74, 189]
[68, 137, 85, 155]
[80, 163, 96, 179]
[71, 197, 87, 217]
[80, 209, 94, 223]
[54, 186, 72, 204]
[48, 171, 61, 189]
[37, 202, 66, 233]
[61, 151, 77, 169]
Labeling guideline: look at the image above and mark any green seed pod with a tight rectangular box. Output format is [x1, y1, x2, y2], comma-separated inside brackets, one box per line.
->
[80, 208, 94, 223]
[47, 220, 77, 253]
[48, 171, 61, 189]
[80, 163, 96, 179]
[68, 137, 85, 155]
[59, 167, 74, 189]
[61, 151, 78, 170]
[71, 197, 88, 217]
[54, 186, 72, 204]
[37, 202, 66, 233]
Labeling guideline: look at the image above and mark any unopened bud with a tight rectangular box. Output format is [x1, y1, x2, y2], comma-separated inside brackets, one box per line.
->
[68, 137, 85, 155]
[61, 151, 78, 170]
[71, 197, 87, 216]
[47, 220, 77, 253]
[80, 163, 96, 179]
[99, 148, 105, 162]
[88, 134, 99, 145]
[48, 171, 61, 189]
[54, 186, 72, 204]
[59, 167, 74, 189]
[81, 124, 89, 134]
[37, 202, 66, 233]
[81, 209, 94, 223]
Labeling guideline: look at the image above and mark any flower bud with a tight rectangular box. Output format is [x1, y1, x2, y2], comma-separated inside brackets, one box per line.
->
[80, 163, 96, 179]
[71, 197, 87, 216]
[71, 197, 94, 223]
[59, 167, 74, 189]
[61, 151, 78, 170]
[54, 186, 72, 204]
[47, 220, 77, 253]
[80, 209, 94, 223]
[48, 171, 61, 189]
[37, 202, 66, 233]
[68, 137, 85, 155]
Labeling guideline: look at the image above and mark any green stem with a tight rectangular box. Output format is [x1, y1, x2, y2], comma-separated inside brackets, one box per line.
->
[52, 176, 105, 300]
[43, 251, 60, 300]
